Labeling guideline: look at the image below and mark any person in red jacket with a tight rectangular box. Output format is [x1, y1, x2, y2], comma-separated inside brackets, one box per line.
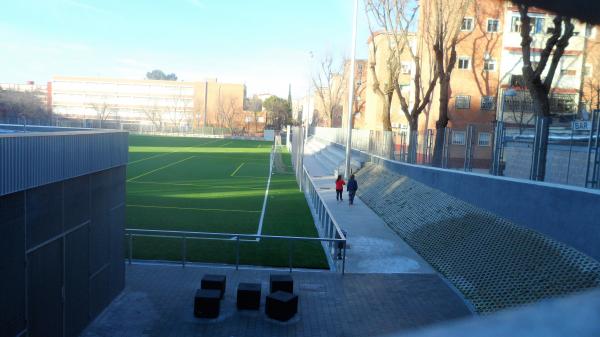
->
[335, 175, 345, 202]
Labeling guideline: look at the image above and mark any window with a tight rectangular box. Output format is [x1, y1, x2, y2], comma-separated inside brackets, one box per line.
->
[487, 19, 499, 32]
[511, 17, 522, 32]
[481, 96, 496, 110]
[484, 59, 497, 71]
[478, 132, 491, 146]
[461, 17, 474, 31]
[257, 116, 265, 123]
[560, 69, 577, 76]
[585, 25, 595, 38]
[510, 74, 525, 87]
[452, 131, 466, 145]
[550, 94, 577, 114]
[458, 56, 470, 69]
[455, 95, 471, 109]
[511, 16, 544, 34]
[401, 62, 411, 74]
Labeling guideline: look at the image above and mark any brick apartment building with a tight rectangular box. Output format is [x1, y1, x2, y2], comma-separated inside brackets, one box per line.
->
[356, 0, 598, 168]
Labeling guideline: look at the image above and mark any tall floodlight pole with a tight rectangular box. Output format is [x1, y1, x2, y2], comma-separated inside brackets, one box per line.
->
[299, 51, 314, 191]
[344, 0, 359, 179]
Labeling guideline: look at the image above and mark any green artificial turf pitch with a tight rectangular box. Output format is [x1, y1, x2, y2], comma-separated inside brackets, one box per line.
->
[126, 134, 328, 269]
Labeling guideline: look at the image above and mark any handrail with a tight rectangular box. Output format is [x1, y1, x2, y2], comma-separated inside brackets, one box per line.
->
[301, 166, 347, 242]
[125, 228, 346, 242]
[124, 227, 347, 274]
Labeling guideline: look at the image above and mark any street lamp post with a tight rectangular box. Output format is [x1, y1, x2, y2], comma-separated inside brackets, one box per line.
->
[298, 51, 314, 192]
[344, 0, 359, 180]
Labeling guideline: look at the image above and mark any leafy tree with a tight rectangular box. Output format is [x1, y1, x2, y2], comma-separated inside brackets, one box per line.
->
[245, 96, 263, 112]
[263, 95, 291, 130]
[287, 84, 293, 112]
[146, 69, 178, 81]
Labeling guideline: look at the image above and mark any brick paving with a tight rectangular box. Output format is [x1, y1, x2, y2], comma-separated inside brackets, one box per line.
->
[82, 264, 472, 337]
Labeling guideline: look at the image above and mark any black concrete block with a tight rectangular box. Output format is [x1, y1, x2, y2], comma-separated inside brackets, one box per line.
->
[237, 283, 261, 310]
[270, 274, 293, 293]
[194, 289, 221, 318]
[201, 274, 226, 299]
[265, 291, 298, 322]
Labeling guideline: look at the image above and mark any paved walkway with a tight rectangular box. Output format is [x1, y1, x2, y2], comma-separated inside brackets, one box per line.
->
[82, 264, 472, 337]
[303, 151, 434, 274]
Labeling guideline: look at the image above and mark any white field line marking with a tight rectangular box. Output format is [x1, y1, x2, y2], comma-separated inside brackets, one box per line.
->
[128, 138, 222, 165]
[255, 144, 275, 241]
[219, 141, 233, 147]
[127, 204, 261, 213]
[230, 163, 245, 177]
[128, 156, 195, 182]
[128, 180, 265, 190]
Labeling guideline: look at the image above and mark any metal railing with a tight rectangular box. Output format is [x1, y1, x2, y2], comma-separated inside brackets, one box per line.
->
[299, 166, 348, 271]
[125, 221, 347, 273]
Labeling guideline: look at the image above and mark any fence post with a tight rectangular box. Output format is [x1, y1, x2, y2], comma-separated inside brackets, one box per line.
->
[288, 240, 293, 273]
[236, 236, 240, 270]
[342, 240, 347, 275]
[128, 234, 133, 265]
[181, 237, 186, 267]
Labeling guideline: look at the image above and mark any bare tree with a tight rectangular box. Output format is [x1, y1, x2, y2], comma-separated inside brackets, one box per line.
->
[426, 0, 474, 166]
[142, 99, 163, 131]
[366, 0, 439, 162]
[351, 73, 367, 128]
[88, 97, 116, 128]
[167, 89, 193, 131]
[0, 89, 50, 121]
[518, 4, 575, 181]
[313, 55, 347, 127]
[218, 95, 241, 135]
[582, 34, 600, 114]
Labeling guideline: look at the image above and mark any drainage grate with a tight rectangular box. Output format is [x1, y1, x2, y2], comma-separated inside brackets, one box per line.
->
[355, 163, 600, 313]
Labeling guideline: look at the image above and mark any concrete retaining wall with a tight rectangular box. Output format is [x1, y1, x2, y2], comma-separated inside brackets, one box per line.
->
[368, 155, 600, 262]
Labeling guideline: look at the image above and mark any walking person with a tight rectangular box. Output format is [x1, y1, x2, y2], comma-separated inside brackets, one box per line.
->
[347, 174, 358, 206]
[335, 175, 345, 202]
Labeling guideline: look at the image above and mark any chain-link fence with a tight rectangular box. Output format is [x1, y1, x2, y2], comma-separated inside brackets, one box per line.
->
[308, 119, 600, 189]
[0, 116, 266, 138]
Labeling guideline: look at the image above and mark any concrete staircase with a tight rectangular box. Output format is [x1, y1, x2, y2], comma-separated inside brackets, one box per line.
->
[304, 137, 367, 176]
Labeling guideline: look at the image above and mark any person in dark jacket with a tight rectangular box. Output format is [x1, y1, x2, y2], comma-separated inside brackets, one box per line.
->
[335, 175, 345, 202]
[347, 174, 358, 205]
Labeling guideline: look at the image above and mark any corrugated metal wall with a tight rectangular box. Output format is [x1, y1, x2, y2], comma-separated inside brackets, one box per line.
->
[0, 130, 128, 197]
[0, 129, 127, 337]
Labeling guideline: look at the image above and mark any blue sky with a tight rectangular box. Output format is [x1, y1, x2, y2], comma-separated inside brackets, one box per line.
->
[0, 0, 370, 98]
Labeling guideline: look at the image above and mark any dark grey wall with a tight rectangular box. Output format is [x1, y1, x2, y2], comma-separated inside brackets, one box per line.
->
[0, 130, 128, 196]
[367, 155, 600, 262]
[0, 166, 126, 337]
